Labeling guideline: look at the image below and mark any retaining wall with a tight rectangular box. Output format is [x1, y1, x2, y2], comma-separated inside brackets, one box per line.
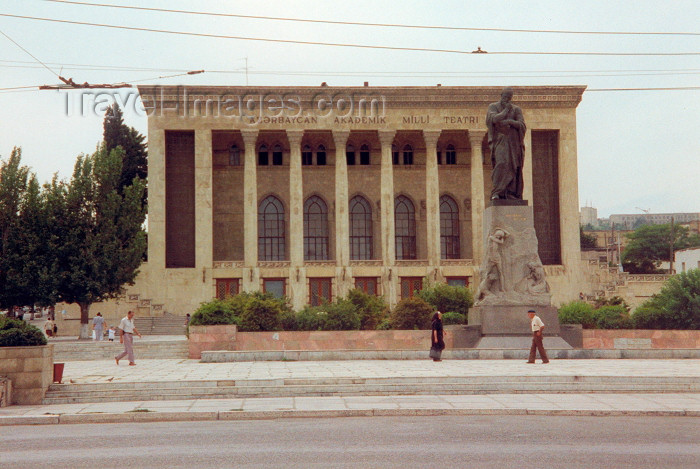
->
[583, 330, 700, 349]
[0, 345, 53, 405]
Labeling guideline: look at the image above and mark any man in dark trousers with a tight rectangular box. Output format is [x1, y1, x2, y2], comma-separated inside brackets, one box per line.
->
[527, 309, 549, 364]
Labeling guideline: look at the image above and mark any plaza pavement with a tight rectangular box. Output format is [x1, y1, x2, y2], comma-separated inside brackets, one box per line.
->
[1, 358, 700, 425]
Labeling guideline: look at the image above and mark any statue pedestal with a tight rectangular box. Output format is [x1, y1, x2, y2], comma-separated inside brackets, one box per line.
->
[468, 203, 572, 349]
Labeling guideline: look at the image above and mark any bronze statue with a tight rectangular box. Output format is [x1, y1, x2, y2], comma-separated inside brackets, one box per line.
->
[486, 87, 526, 200]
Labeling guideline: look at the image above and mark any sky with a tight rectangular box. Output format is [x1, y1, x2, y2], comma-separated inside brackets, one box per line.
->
[1, 0, 699, 218]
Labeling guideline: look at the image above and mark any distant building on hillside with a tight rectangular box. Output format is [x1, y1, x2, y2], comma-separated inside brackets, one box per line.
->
[580, 206, 598, 227]
[675, 247, 700, 273]
[609, 212, 700, 230]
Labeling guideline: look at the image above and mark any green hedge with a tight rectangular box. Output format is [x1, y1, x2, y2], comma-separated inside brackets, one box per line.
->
[390, 297, 433, 330]
[632, 269, 700, 329]
[0, 317, 47, 347]
[442, 312, 466, 325]
[416, 282, 473, 317]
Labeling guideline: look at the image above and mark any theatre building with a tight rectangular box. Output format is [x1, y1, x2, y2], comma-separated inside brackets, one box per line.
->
[133, 85, 586, 314]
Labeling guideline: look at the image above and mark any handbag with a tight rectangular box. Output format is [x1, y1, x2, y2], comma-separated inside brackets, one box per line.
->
[429, 346, 441, 359]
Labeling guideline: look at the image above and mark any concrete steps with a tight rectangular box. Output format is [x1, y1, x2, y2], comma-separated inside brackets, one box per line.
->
[52, 340, 188, 361]
[43, 375, 700, 404]
[134, 314, 186, 336]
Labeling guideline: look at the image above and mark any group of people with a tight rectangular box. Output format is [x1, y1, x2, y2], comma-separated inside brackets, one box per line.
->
[429, 308, 549, 364]
[90, 313, 117, 342]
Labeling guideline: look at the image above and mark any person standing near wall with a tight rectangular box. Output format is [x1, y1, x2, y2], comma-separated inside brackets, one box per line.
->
[430, 311, 445, 362]
[115, 311, 142, 366]
[92, 312, 105, 341]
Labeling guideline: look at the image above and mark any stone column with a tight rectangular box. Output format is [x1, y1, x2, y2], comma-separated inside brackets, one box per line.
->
[333, 130, 352, 297]
[522, 128, 534, 203]
[145, 128, 165, 301]
[378, 130, 397, 307]
[286, 130, 305, 310]
[423, 130, 442, 268]
[469, 130, 487, 265]
[240, 129, 259, 292]
[559, 123, 582, 277]
[194, 129, 213, 294]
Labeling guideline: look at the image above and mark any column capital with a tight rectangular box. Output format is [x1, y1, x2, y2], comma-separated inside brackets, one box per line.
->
[422, 130, 442, 148]
[286, 129, 304, 146]
[377, 130, 396, 147]
[240, 129, 259, 146]
[468, 129, 487, 145]
[332, 130, 350, 148]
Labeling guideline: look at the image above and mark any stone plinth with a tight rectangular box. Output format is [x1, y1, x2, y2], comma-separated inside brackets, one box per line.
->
[0, 344, 54, 405]
[470, 305, 560, 335]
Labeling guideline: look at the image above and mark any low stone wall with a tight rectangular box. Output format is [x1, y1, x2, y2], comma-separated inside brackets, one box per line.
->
[0, 345, 54, 405]
[583, 330, 700, 349]
[0, 377, 10, 407]
[188, 325, 451, 359]
[189, 325, 238, 359]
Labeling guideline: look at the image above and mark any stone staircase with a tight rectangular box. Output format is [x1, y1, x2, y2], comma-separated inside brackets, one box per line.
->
[52, 339, 188, 362]
[134, 313, 187, 336]
[42, 375, 700, 405]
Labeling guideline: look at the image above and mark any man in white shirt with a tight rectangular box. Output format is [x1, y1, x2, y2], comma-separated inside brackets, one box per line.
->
[115, 311, 142, 366]
[527, 309, 549, 364]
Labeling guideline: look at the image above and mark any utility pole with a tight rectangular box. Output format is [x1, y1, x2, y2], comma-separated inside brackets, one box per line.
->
[669, 216, 675, 274]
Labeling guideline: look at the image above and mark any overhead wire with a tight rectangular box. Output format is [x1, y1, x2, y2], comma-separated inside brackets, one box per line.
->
[0, 29, 61, 78]
[42, 0, 700, 37]
[2, 13, 700, 56]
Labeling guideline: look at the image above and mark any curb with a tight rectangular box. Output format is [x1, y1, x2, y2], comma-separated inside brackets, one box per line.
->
[2, 408, 698, 426]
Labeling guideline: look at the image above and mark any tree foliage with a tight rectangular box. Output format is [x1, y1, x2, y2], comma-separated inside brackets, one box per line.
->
[579, 226, 598, 250]
[632, 269, 700, 329]
[416, 281, 473, 317]
[103, 103, 147, 195]
[622, 223, 700, 273]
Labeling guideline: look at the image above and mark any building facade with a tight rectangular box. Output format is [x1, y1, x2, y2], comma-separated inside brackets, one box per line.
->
[610, 212, 700, 230]
[133, 85, 586, 313]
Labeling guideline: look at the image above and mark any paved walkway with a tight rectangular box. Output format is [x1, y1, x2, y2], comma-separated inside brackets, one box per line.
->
[2, 359, 699, 425]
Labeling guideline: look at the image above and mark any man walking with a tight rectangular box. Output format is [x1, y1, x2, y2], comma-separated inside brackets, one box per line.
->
[527, 309, 549, 364]
[92, 312, 105, 341]
[115, 311, 142, 366]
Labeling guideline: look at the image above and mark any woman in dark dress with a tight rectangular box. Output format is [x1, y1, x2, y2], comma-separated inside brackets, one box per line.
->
[430, 311, 445, 362]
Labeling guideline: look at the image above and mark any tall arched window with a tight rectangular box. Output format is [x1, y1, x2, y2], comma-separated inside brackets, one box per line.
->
[445, 144, 457, 165]
[258, 196, 285, 260]
[346, 144, 356, 166]
[402, 144, 414, 165]
[395, 195, 416, 260]
[304, 196, 329, 260]
[302, 145, 313, 166]
[258, 144, 269, 166]
[360, 144, 371, 165]
[229, 144, 240, 166]
[272, 144, 283, 166]
[349, 196, 372, 260]
[316, 144, 327, 165]
[440, 195, 460, 259]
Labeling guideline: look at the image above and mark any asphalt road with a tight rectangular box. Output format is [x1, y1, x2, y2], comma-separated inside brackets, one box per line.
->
[2, 415, 699, 468]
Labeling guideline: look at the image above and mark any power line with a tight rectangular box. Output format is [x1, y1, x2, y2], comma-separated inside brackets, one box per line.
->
[43, 0, 700, 37]
[3, 13, 700, 56]
[0, 29, 60, 78]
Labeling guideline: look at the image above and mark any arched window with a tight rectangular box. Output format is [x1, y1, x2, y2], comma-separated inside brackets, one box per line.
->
[360, 144, 370, 165]
[402, 144, 413, 165]
[440, 195, 460, 259]
[445, 144, 457, 165]
[437, 149, 443, 165]
[258, 144, 269, 166]
[258, 196, 285, 261]
[346, 144, 356, 166]
[316, 144, 327, 165]
[229, 144, 240, 166]
[304, 196, 329, 260]
[302, 145, 313, 166]
[272, 144, 283, 166]
[349, 196, 372, 260]
[395, 195, 416, 260]
[392, 144, 399, 165]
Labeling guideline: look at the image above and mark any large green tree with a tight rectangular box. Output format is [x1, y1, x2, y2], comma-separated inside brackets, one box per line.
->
[622, 223, 700, 274]
[55, 145, 147, 338]
[103, 103, 147, 195]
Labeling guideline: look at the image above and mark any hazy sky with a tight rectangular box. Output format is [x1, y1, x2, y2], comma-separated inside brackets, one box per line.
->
[1, 0, 699, 218]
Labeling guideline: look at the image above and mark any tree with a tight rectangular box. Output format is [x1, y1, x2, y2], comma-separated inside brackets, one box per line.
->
[55, 145, 147, 338]
[579, 226, 598, 250]
[633, 269, 700, 329]
[622, 223, 700, 274]
[103, 103, 147, 196]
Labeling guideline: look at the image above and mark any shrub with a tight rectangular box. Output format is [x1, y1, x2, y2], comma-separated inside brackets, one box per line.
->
[558, 301, 595, 328]
[631, 269, 700, 329]
[593, 295, 631, 312]
[592, 305, 634, 329]
[442, 312, 465, 325]
[292, 306, 328, 331]
[0, 317, 47, 346]
[322, 299, 361, 331]
[376, 318, 392, 330]
[390, 297, 433, 330]
[238, 297, 284, 331]
[346, 289, 389, 330]
[189, 299, 237, 326]
[416, 282, 473, 317]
